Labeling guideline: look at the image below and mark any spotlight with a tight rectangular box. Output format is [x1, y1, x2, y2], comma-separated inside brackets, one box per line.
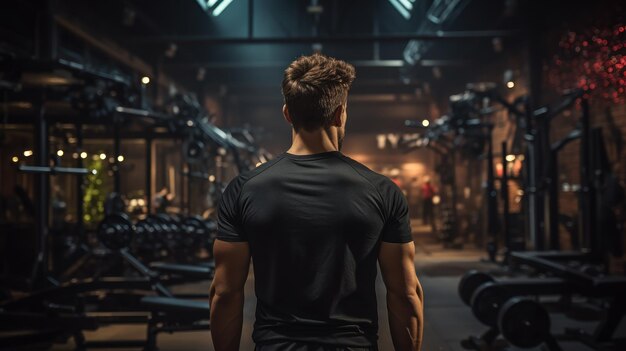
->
[80, 152, 88, 159]
[141, 76, 150, 85]
[23, 150, 33, 157]
[11, 156, 19, 163]
[506, 81, 515, 89]
[432, 195, 441, 205]
[505, 154, 516, 162]
[56, 150, 64, 157]
[421, 119, 430, 127]
[117, 155, 125, 162]
[99, 153, 106, 160]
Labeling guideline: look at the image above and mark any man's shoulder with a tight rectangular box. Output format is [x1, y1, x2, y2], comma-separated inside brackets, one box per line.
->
[224, 155, 286, 194]
[337, 154, 398, 193]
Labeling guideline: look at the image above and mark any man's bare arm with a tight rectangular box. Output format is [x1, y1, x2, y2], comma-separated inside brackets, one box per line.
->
[379, 241, 424, 351]
[210, 240, 251, 351]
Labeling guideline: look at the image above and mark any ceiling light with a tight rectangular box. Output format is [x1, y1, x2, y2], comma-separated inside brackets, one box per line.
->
[387, 0, 414, 19]
[212, 0, 234, 16]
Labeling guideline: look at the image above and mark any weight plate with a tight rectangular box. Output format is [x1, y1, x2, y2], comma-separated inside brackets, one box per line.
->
[470, 282, 511, 327]
[458, 270, 495, 305]
[97, 213, 135, 250]
[498, 297, 551, 349]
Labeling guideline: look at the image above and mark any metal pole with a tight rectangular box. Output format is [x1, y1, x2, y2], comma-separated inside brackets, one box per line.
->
[547, 149, 560, 250]
[32, 99, 49, 284]
[76, 123, 84, 240]
[501, 142, 511, 258]
[486, 126, 498, 261]
[186, 162, 192, 215]
[113, 122, 121, 193]
[145, 138, 152, 214]
[579, 98, 594, 255]
[29, 0, 57, 287]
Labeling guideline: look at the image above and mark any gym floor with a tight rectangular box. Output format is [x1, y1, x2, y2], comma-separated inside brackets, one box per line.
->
[52, 222, 617, 351]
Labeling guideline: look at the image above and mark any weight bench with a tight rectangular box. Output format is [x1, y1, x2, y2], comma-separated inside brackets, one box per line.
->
[140, 296, 211, 350]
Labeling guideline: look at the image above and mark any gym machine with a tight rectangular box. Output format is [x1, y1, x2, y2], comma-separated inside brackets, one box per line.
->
[0, 214, 213, 350]
[458, 91, 626, 350]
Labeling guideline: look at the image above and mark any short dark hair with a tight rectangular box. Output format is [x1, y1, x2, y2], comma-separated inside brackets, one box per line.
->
[281, 54, 356, 131]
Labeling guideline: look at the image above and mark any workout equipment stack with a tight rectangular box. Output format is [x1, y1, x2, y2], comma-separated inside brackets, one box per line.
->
[0, 53, 267, 350]
[406, 85, 626, 350]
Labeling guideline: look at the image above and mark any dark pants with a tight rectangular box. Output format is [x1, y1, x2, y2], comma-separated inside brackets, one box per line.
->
[255, 341, 377, 351]
[422, 198, 434, 224]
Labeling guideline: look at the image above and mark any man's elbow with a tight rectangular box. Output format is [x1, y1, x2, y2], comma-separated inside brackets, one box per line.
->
[388, 284, 423, 309]
[213, 287, 245, 301]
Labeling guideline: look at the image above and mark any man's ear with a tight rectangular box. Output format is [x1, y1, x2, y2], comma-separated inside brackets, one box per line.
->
[331, 104, 344, 127]
[283, 104, 293, 124]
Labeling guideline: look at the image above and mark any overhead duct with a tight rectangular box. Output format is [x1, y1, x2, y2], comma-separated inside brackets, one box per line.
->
[403, 0, 469, 65]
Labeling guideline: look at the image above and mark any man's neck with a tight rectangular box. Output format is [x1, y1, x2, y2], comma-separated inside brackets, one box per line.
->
[286, 128, 339, 155]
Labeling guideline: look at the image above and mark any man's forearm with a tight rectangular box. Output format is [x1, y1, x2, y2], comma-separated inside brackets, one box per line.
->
[387, 291, 424, 351]
[210, 291, 245, 351]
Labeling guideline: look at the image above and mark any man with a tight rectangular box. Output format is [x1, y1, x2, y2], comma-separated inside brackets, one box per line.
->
[210, 54, 424, 351]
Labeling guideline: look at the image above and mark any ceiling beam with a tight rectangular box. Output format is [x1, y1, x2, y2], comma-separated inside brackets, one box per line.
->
[162, 59, 471, 69]
[128, 30, 521, 45]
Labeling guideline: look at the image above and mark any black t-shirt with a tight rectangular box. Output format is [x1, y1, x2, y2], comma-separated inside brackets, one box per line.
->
[217, 151, 412, 347]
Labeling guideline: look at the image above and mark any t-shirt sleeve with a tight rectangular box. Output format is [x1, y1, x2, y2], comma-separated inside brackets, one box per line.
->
[380, 180, 413, 243]
[216, 177, 247, 242]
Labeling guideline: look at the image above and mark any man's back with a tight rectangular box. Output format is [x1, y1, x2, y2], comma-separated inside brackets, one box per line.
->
[217, 151, 412, 347]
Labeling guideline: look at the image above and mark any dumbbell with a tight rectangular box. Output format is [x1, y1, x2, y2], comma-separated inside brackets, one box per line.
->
[97, 213, 135, 251]
[458, 270, 495, 305]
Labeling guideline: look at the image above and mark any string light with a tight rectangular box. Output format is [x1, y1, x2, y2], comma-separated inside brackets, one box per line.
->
[506, 81, 515, 89]
[422, 119, 430, 127]
[99, 153, 106, 160]
[56, 150, 64, 157]
[505, 154, 516, 162]
[141, 76, 150, 85]
[80, 152, 88, 159]
[117, 155, 124, 162]
[11, 156, 19, 163]
[23, 150, 33, 157]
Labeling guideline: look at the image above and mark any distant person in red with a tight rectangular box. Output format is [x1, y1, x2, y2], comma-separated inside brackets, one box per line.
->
[421, 178, 435, 226]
